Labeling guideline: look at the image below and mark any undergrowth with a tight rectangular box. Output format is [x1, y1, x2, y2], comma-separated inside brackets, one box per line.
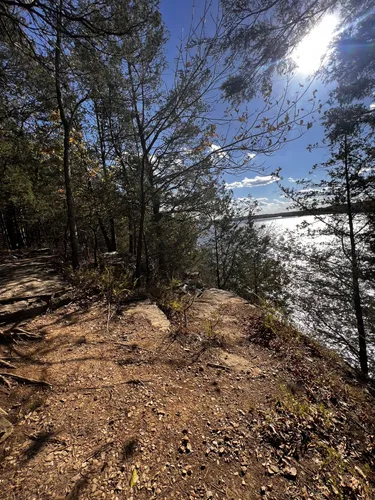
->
[253, 384, 374, 499]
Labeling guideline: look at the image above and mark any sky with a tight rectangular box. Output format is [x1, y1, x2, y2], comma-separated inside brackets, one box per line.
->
[160, 0, 339, 214]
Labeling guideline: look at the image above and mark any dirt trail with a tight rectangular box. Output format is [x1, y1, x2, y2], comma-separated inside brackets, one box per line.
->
[0, 290, 280, 499]
[0, 252, 70, 323]
[0, 289, 373, 499]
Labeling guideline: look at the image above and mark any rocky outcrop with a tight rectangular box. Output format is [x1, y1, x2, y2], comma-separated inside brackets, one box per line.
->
[0, 254, 71, 323]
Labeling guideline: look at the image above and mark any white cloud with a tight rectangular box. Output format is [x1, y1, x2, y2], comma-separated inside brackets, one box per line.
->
[254, 197, 291, 214]
[288, 177, 299, 183]
[360, 166, 374, 175]
[231, 196, 256, 216]
[248, 152, 256, 159]
[226, 175, 278, 189]
[209, 144, 227, 158]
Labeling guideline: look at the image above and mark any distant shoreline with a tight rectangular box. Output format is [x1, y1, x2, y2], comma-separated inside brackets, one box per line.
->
[247, 202, 373, 221]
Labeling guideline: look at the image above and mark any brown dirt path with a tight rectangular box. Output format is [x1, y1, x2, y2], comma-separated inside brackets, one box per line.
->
[0, 251, 70, 323]
[0, 290, 373, 499]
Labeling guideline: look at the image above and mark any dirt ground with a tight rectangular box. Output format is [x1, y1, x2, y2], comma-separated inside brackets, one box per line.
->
[0, 252, 69, 322]
[0, 289, 374, 499]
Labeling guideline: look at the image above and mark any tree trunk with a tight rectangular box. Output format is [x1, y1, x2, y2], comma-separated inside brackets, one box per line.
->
[0, 212, 10, 249]
[98, 215, 115, 252]
[94, 101, 117, 252]
[153, 199, 166, 277]
[93, 228, 98, 268]
[214, 224, 221, 288]
[144, 231, 150, 280]
[62, 128, 80, 268]
[128, 63, 147, 280]
[128, 217, 134, 255]
[135, 157, 146, 279]
[55, 0, 80, 269]
[3, 203, 24, 250]
[109, 217, 117, 251]
[135, 200, 145, 279]
[344, 135, 368, 377]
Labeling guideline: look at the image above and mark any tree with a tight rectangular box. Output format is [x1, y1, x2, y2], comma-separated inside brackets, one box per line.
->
[218, 0, 372, 101]
[0, 0, 155, 267]
[202, 189, 255, 289]
[0, 21, 67, 250]
[82, 3, 305, 280]
[232, 223, 289, 307]
[281, 112, 375, 377]
[0, 0, 333, 284]
[200, 187, 288, 304]
[326, 8, 375, 105]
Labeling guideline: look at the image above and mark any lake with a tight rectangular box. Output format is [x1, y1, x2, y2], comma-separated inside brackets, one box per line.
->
[254, 214, 374, 374]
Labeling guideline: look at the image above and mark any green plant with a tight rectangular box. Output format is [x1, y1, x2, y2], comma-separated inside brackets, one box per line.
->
[278, 384, 311, 417]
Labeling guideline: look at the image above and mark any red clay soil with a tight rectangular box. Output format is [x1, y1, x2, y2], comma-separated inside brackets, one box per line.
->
[0, 289, 374, 499]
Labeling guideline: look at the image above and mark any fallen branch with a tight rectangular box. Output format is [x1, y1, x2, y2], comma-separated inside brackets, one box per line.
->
[0, 372, 51, 388]
[207, 362, 231, 371]
[114, 342, 151, 352]
[0, 359, 16, 369]
[0, 375, 11, 388]
[0, 327, 44, 344]
[74, 379, 152, 391]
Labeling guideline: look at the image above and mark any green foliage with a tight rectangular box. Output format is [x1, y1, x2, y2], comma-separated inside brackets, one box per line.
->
[200, 187, 289, 308]
[261, 300, 293, 339]
[155, 279, 196, 331]
[99, 267, 132, 303]
[69, 266, 133, 304]
[278, 385, 311, 418]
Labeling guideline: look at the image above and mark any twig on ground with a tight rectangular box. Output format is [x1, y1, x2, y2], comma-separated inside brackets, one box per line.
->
[207, 362, 231, 371]
[68, 379, 152, 391]
[0, 375, 11, 388]
[0, 327, 43, 343]
[0, 359, 16, 369]
[0, 372, 51, 388]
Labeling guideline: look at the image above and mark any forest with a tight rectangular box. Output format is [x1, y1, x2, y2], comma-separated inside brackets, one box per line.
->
[1, 0, 375, 378]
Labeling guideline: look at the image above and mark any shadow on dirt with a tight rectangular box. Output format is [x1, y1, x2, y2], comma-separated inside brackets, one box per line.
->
[22, 430, 57, 461]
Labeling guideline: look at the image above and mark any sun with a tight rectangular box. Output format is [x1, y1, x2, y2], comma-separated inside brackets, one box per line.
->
[292, 14, 339, 74]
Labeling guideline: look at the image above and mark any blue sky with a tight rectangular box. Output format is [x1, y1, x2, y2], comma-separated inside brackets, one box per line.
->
[160, 0, 335, 214]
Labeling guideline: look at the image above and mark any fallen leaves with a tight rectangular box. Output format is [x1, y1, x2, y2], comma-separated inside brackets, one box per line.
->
[129, 467, 139, 488]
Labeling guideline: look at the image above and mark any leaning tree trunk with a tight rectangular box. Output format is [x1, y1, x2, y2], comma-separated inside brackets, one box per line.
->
[344, 135, 368, 377]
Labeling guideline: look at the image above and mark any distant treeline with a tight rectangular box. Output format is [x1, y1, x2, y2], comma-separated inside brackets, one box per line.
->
[250, 201, 374, 220]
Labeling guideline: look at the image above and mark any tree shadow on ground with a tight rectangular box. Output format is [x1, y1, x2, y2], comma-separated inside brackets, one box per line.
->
[22, 430, 57, 461]
[66, 476, 89, 500]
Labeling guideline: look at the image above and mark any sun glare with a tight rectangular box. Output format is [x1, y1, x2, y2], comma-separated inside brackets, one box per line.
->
[292, 14, 339, 74]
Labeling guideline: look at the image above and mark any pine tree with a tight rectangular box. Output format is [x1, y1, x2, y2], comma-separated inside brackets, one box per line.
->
[281, 113, 375, 377]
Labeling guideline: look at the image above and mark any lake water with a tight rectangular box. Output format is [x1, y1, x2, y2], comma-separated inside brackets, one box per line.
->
[254, 214, 374, 374]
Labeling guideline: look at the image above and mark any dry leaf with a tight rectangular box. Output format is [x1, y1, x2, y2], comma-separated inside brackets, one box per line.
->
[129, 468, 139, 488]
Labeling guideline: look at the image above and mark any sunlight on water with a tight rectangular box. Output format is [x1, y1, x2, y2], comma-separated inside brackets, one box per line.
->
[255, 215, 374, 374]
